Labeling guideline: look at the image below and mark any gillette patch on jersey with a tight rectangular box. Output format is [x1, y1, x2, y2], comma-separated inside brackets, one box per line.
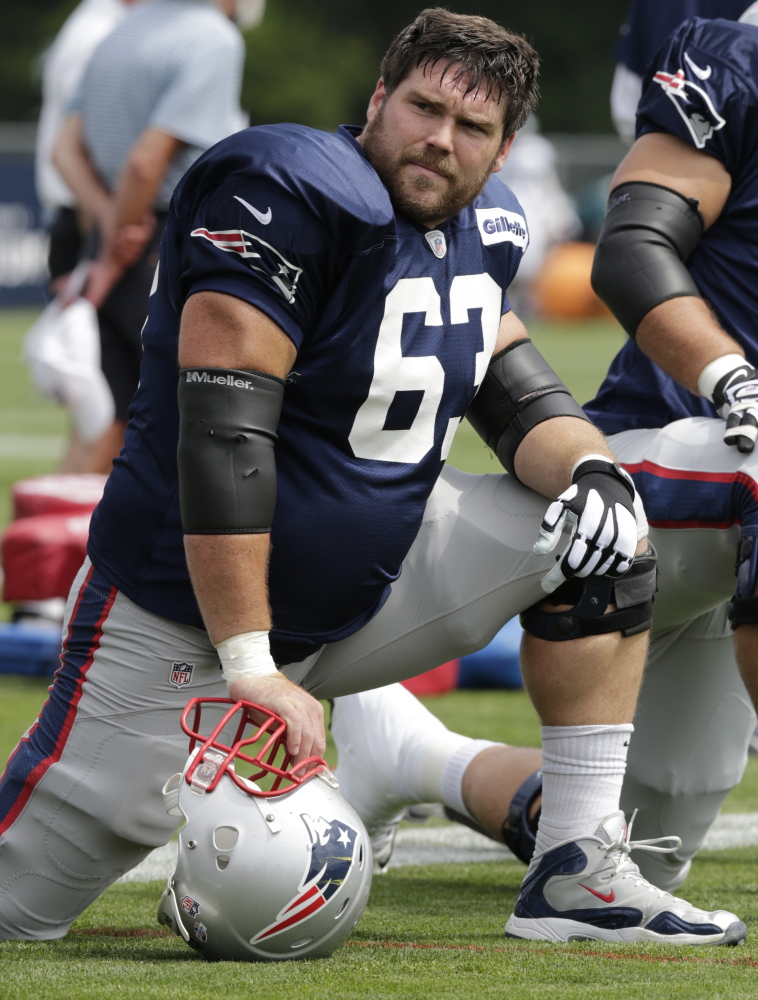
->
[475, 208, 528, 249]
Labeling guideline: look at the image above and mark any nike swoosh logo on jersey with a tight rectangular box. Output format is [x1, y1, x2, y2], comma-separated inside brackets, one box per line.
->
[579, 884, 615, 903]
[234, 195, 272, 225]
[684, 51, 712, 81]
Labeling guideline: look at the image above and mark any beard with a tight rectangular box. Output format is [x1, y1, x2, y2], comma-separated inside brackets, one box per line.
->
[361, 106, 500, 226]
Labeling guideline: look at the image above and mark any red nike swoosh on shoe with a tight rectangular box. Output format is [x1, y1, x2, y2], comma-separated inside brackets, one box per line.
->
[579, 884, 615, 903]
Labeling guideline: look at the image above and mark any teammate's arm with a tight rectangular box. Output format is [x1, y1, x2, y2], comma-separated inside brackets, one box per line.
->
[85, 129, 183, 309]
[51, 114, 112, 237]
[593, 133, 758, 451]
[179, 290, 326, 763]
[605, 132, 734, 390]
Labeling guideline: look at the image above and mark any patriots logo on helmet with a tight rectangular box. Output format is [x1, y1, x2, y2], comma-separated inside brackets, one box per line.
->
[652, 59, 726, 149]
[180, 895, 200, 917]
[250, 814, 359, 943]
[191, 227, 303, 304]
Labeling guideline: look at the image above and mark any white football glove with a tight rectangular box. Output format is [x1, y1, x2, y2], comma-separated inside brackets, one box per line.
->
[534, 455, 640, 595]
[698, 353, 758, 454]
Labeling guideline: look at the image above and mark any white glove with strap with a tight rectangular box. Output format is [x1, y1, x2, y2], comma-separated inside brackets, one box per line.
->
[534, 454, 643, 595]
[698, 353, 758, 454]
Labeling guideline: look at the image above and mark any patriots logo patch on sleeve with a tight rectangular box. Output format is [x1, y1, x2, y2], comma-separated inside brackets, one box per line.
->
[652, 59, 726, 149]
[191, 227, 303, 304]
[250, 813, 359, 944]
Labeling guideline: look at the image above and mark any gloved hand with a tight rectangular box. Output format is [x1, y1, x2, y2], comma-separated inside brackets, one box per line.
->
[534, 455, 639, 594]
[698, 353, 758, 454]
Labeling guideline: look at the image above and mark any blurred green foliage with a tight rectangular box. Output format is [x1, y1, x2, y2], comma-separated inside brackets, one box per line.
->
[1, 0, 628, 133]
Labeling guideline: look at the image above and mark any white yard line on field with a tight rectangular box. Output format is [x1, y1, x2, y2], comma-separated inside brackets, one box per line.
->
[117, 811, 758, 883]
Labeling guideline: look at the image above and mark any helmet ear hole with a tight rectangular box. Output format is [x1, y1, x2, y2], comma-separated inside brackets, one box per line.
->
[358, 843, 365, 869]
[335, 898, 349, 919]
[214, 826, 239, 850]
[216, 855, 231, 871]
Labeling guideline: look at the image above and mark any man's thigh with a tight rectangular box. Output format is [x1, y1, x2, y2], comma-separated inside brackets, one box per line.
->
[609, 418, 757, 630]
[291, 466, 549, 699]
[0, 560, 224, 939]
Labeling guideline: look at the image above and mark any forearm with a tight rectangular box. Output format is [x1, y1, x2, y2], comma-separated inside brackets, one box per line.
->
[512, 416, 613, 499]
[635, 296, 744, 395]
[109, 158, 163, 235]
[52, 115, 111, 228]
[107, 130, 182, 242]
[184, 533, 272, 646]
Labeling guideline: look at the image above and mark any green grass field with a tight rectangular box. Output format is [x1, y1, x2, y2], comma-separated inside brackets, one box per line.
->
[1, 309, 758, 998]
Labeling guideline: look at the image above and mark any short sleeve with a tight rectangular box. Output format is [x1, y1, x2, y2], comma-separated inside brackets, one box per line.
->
[636, 19, 753, 174]
[148, 31, 244, 150]
[177, 162, 337, 350]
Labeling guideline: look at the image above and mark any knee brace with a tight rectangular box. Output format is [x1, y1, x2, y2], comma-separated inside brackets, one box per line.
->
[520, 545, 657, 642]
[728, 533, 758, 627]
[501, 768, 542, 864]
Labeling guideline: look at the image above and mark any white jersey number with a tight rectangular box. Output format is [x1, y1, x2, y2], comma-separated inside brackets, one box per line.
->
[348, 274, 502, 464]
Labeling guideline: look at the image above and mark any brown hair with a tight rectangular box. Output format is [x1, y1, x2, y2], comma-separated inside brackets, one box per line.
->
[380, 8, 539, 138]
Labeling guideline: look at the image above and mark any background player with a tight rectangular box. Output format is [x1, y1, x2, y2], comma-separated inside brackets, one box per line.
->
[589, 10, 758, 890]
[610, 0, 754, 143]
[52, 0, 247, 472]
[0, 9, 742, 948]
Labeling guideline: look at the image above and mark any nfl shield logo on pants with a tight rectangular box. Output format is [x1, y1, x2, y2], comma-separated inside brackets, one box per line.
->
[169, 661, 195, 688]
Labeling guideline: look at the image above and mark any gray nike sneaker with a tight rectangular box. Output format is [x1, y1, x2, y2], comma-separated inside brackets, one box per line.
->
[505, 811, 747, 945]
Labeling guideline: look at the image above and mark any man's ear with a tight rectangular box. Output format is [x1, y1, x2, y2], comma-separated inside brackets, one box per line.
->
[365, 78, 387, 125]
[492, 133, 516, 174]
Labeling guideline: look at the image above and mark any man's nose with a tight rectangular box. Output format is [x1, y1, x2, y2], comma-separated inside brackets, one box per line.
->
[424, 116, 455, 153]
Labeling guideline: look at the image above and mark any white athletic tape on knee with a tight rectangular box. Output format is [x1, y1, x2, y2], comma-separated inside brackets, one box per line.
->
[215, 630, 278, 685]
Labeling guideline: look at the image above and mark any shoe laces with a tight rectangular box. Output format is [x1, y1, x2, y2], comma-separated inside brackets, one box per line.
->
[602, 810, 682, 897]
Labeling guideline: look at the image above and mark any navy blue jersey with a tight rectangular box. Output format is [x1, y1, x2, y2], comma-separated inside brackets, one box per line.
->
[88, 124, 528, 663]
[615, 0, 751, 76]
[587, 18, 758, 434]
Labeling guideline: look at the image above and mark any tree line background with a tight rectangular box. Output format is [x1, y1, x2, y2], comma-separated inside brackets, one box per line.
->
[0, 0, 629, 133]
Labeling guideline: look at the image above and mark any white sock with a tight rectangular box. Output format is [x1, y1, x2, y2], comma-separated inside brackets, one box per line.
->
[535, 723, 634, 856]
[331, 683, 498, 823]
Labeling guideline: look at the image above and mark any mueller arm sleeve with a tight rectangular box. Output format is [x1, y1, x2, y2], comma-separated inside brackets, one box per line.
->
[177, 367, 285, 533]
[466, 339, 590, 478]
[591, 180, 704, 337]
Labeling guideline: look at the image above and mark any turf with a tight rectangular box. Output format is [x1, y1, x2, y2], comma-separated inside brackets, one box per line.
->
[2, 309, 758, 997]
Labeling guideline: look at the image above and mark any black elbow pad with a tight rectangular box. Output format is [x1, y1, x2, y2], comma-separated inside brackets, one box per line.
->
[591, 181, 703, 337]
[177, 367, 285, 534]
[466, 339, 590, 478]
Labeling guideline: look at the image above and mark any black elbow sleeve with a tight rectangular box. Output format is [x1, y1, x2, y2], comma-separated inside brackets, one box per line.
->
[466, 339, 590, 478]
[591, 181, 704, 337]
[177, 367, 285, 534]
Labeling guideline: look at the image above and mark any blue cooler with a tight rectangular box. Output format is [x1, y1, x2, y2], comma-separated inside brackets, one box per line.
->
[458, 617, 523, 689]
[0, 622, 62, 676]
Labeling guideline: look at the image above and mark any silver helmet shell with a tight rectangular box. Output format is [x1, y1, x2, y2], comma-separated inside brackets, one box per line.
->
[157, 699, 372, 961]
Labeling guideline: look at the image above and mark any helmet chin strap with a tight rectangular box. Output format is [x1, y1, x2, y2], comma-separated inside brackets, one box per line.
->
[160, 881, 192, 943]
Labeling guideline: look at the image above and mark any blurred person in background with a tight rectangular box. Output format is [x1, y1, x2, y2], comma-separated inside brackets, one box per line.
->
[36, 0, 134, 294]
[52, 0, 252, 473]
[495, 117, 581, 315]
[611, 0, 753, 143]
[34, 0, 137, 474]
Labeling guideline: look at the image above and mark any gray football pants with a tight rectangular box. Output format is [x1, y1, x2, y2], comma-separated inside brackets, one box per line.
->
[0, 465, 553, 939]
[612, 419, 757, 890]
